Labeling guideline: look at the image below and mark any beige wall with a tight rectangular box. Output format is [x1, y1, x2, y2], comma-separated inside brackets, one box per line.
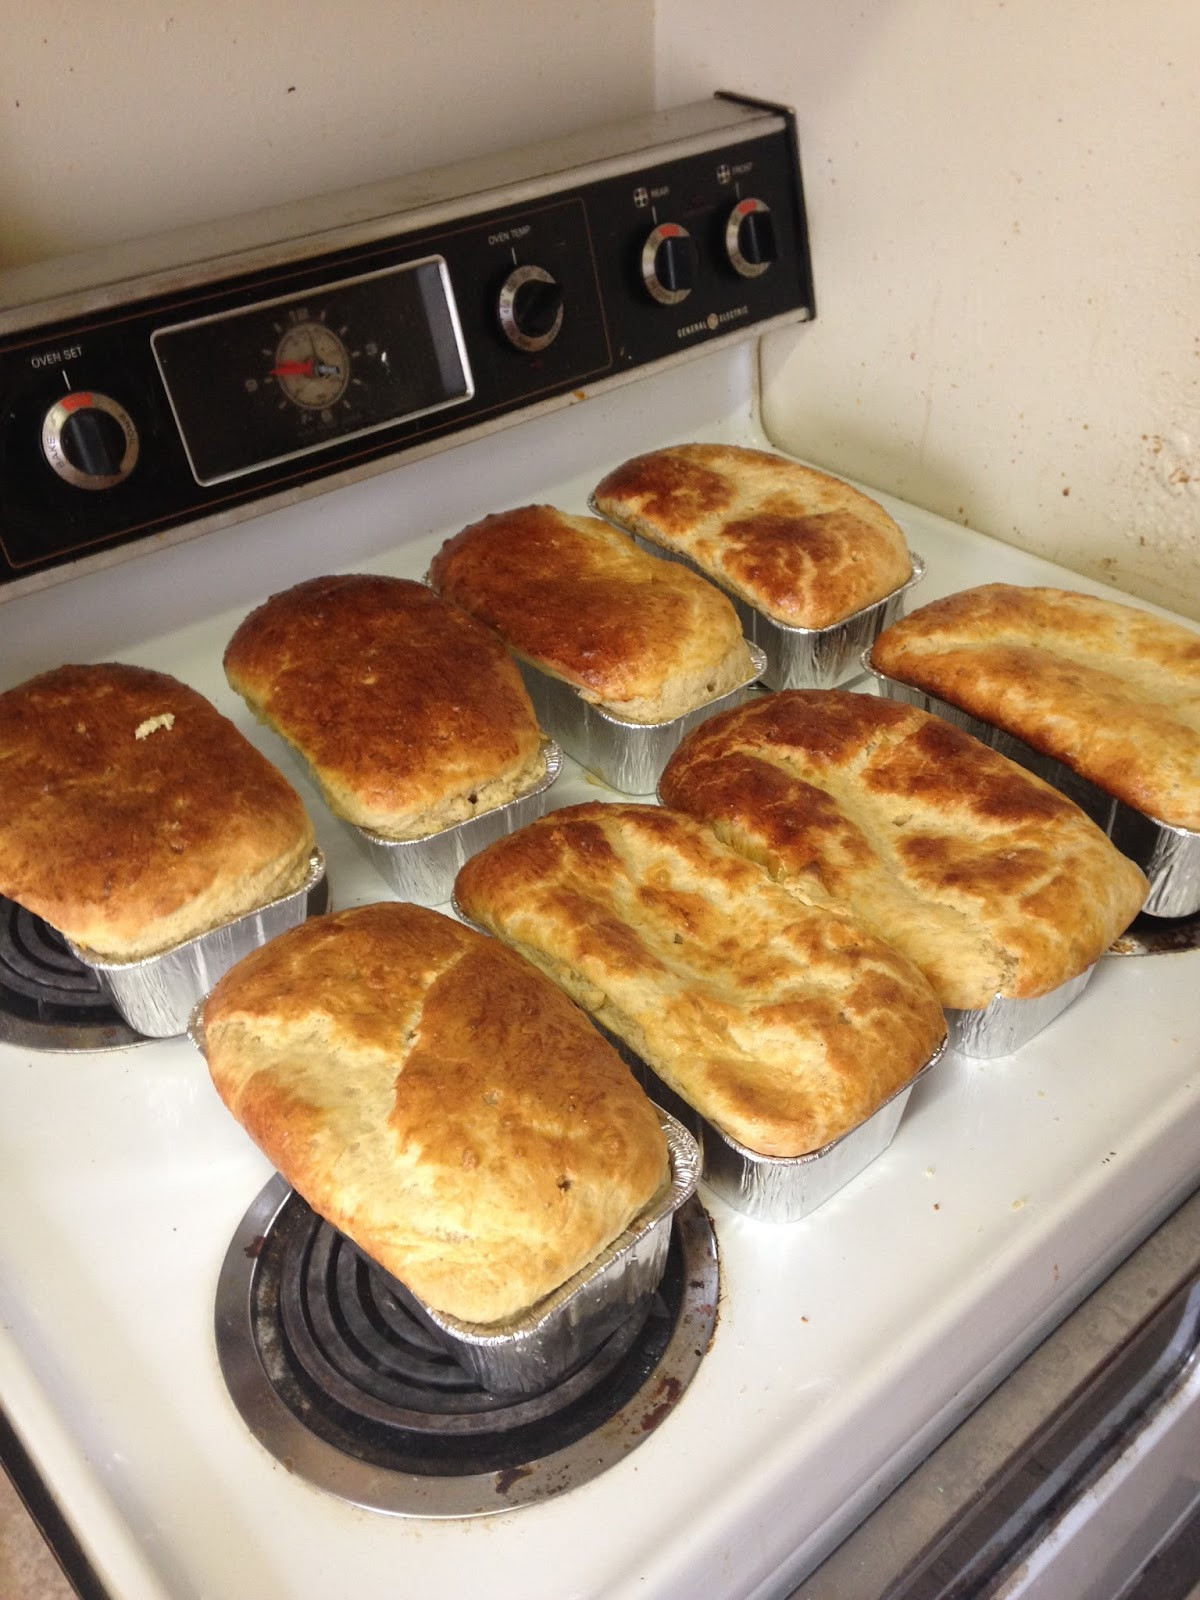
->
[657, 0, 1200, 617]
[0, 0, 655, 266]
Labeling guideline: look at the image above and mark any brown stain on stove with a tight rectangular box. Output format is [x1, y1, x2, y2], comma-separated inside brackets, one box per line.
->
[243, 1234, 266, 1259]
[494, 1463, 535, 1496]
[637, 1373, 682, 1433]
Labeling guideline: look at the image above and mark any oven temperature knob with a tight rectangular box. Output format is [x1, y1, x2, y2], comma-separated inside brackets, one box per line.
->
[725, 198, 776, 278]
[641, 223, 697, 305]
[41, 391, 139, 490]
[497, 265, 565, 352]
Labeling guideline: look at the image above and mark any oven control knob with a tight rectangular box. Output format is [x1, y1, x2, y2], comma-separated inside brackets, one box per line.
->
[725, 198, 776, 278]
[497, 265, 565, 352]
[41, 391, 139, 490]
[641, 223, 697, 305]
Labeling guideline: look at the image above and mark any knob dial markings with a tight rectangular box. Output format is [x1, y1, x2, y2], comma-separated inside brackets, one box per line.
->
[497, 265, 565, 352]
[41, 391, 139, 490]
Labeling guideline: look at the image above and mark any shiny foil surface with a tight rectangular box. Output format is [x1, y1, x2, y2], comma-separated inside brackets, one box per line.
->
[515, 647, 766, 795]
[353, 740, 562, 906]
[602, 1025, 947, 1224]
[945, 966, 1096, 1059]
[389, 1113, 700, 1397]
[67, 847, 326, 1038]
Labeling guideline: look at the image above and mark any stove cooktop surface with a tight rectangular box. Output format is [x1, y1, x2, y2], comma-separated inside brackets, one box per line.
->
[0, 351, 1198, 1600]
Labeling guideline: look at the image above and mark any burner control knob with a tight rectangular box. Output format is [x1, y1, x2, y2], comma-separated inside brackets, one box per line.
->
[497, 265, 565, 352]
[725, 198, 776, 278]
[641, 223, 697, 305]
[41, 391, 139, 490]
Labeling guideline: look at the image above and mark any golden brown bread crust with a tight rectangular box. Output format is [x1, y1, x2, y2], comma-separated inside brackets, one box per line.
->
[202, 903, 669, 1324]
[428, 505, 754, 723]
[871, 584, 1200, 831]
[454, 802, 946, 1158]
[0, 663, 314, 960]
[659, 691, 1148, 1010]
[223, 575, 547, 839]
[593, 443, 913, 629]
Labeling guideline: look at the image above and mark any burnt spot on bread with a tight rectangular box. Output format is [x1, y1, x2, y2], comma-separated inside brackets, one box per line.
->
[595, 450, 732, 527]
[718, 505, 903, 627]
[665, 748, 869, 882]
[899, 832, 1048, 893]
[866, 718, 1077, 823]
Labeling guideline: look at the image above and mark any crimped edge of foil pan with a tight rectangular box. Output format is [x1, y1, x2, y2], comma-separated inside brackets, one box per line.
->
[350, 739, 563, 905]
[189, 988, 698, 1396]
[863, 649, 1200, 918]
[65, 847, 326, 1038]
[391, 1110, 697, 1354]
[395, 1115, 694, 1395]
[511, 642, 767, 795]
[519, 643, 768, 733]
[588, 490, 925, 689]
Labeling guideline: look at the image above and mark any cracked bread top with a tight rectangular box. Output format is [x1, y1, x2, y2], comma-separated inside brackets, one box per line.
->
[455, 801, 946, 1158]
[659, 690, 1148, 1009]
[202, 902, 669, 1324]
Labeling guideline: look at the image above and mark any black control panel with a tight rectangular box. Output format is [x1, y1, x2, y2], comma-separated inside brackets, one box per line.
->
[0, 94, 814, 593]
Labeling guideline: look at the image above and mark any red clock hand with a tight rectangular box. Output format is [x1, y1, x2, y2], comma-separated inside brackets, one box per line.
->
[270, 359, 315, 377]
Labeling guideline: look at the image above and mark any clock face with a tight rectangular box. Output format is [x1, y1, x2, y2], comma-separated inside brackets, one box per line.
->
[269, 317, 351, 410]
[152, 255, 474, 485]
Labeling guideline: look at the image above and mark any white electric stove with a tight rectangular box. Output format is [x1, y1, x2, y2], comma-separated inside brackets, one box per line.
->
[1, 96, 1198, 1600]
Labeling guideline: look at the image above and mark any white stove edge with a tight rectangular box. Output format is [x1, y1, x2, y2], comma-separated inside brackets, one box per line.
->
[1, 345, 1197, 1600]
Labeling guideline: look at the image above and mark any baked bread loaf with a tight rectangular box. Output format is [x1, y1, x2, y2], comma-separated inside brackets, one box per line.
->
[455, 803, 946, 1158]
[224, 574, 547, 839]
[660, 691, 1149, 1011]
[871, 584, 1200, 831]
[428, 505, 754, 723]
[592, 443, 913, 629]
[201, 902, 670, 1324]
[0, 662, 314, 960]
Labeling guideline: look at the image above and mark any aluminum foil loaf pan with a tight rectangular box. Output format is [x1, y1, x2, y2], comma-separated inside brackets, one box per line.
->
[945, 964, 1095, 1059]
[514, 648, 766, 795]
[865, 652, 1200, 918]
[68, 848, 326, 1039]
[378, 1111, 698, 1396]
[588, 493, 924, 692]
[184, 1000, 699, 1401]
[352, 740, 563, 905]
[596, 1023, 946, 1224]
